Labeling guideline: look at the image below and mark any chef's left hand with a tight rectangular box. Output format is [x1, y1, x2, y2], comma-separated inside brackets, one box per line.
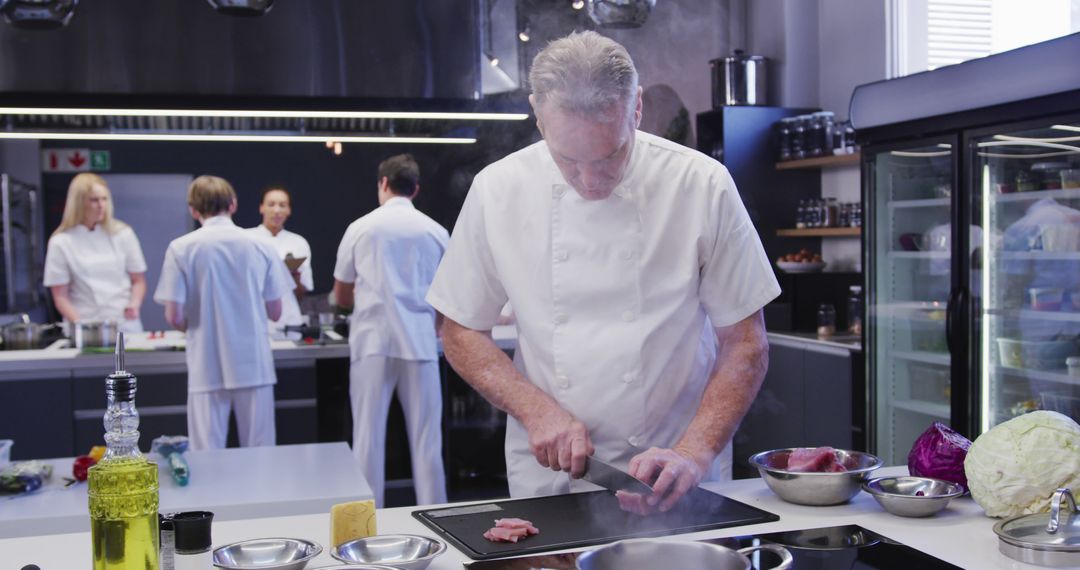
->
[123, 306, 139, 320]
[623, 447, 707, 513]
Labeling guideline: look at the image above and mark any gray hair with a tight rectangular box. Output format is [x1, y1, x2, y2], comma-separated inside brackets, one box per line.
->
[529, 30, 638, 119]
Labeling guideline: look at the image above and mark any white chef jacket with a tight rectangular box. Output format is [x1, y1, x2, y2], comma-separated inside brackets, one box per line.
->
[333, 197, 449, 362]
[246, 225, 314, 336]
[153, 215, 293, 393]
[426, 130, 781, 497]
[43, 224, 147, 331]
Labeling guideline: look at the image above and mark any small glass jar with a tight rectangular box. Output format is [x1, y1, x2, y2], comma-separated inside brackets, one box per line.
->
[1067, 356, 1080, 378]
[791, 116, 807, 160]
[778, 118, 794, 162]
[817, 303, 837, 338]
[847, 286, 864, 335]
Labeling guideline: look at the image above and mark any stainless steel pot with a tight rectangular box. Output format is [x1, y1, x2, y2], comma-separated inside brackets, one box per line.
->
[74, 320, 120, 349]
[576, 538, 793, 570]
[1, 315, 58, 350]
[994, 488, 1080, 568]
[710, 50, 769, 108]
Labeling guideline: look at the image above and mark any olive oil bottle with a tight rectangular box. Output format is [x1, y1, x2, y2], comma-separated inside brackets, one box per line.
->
[88, 333, 160, 569]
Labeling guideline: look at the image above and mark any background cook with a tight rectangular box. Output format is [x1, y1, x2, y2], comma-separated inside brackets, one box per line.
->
[43, 173, 148, 334]
[246, 185, 314, 339]
[427, 31, 780, 511]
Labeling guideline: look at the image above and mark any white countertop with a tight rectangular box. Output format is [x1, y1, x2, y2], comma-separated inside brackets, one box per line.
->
[0, 466, 1059, 569]
[0, 325, 518, 379]
[0, 442, 371, 539]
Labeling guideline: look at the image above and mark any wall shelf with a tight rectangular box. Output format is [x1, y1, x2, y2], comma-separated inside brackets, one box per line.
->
[777, 227, 861, 237]
[776, 152, 861, 170]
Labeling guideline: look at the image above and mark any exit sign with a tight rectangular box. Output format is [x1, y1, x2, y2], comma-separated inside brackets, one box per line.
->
[41, 149, 112, 172]
[90, 151, 110, 171]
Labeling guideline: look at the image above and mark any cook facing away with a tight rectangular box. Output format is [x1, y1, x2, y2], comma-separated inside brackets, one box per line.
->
[43, 173, 148, 334]
[427, 31, 780, 511]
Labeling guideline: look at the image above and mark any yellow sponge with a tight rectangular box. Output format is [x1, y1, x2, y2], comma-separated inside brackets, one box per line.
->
[330, 500, 377, 547]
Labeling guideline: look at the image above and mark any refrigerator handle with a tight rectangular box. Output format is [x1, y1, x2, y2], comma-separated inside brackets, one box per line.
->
[945, 286, 967, 356]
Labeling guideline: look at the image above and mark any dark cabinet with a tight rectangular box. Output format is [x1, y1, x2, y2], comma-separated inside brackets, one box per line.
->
[733, 337, 858, 479]
[0, 376, 74, 461]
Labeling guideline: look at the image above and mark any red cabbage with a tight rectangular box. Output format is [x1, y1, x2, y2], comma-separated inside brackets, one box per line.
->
[907, 421, 972, 492]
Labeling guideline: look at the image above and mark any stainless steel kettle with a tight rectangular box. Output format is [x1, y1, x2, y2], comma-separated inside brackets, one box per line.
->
[710, 50, 769, 108]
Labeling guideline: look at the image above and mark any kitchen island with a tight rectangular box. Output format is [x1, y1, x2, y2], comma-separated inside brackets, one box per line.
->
[0, 466, 1047, 568]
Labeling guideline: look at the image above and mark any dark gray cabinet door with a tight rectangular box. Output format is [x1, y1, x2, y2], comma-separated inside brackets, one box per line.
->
[0, 376, 75, 460]
[803, 348, 854, 449]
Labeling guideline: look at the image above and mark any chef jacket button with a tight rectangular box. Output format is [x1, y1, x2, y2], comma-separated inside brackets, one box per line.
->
[555, 250, 568, 262]
[622, 372, 634, 383]
[554, 314, 567, 325]
[622, 311, 635, 322]
[557, 375, 569, 389]
[622, 249, 634, 260]
[628, 436, 640, 447]
[553, 187, 565, 198]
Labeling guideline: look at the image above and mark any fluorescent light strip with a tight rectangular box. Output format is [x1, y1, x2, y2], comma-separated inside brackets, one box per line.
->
[0, 132, 476, 144]
[994, 133, 1080, 143]
[976, 139, 1080, 152]
[890, 150, 952, 157]
[1051, 124, 1080, 133]
[0, 107, 529, 121]
[977, 150, 1079, 159]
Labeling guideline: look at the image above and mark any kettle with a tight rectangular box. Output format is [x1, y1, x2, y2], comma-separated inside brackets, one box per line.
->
[710, 50, 769, 108]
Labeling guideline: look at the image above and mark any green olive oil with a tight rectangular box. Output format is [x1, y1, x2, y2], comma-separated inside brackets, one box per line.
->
[87, 333, 160, 569]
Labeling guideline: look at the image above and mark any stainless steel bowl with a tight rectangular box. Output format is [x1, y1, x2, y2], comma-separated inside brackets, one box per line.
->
[213, 537, 322, 570]
[862, 476, 964, 517]
[74, 320, 119, 349]
[331, 534, 446, 570]
[748, 448, 883, 506]
[309, 566, 398, 570]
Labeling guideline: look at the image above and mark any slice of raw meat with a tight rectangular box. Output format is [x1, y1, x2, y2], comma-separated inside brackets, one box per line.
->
[786, 447, 848, 472]
[495, 518, 539, 534]
[483, 517, 539, 542]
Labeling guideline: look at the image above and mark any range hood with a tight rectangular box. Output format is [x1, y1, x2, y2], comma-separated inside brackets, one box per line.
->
[0, 0, 529, 142]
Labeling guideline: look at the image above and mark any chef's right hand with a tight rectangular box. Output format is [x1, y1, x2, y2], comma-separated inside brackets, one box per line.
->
[522, 402, 593, 478]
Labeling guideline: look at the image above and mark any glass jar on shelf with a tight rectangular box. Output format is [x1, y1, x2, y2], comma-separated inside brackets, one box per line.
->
[817, 303, 837, 338]
[778, 118, 794, 162]
[795, 199, 807, 229]
[847, 285, 864, 335]
[823, 198, 840, 227]
[791, 116, 807, 160]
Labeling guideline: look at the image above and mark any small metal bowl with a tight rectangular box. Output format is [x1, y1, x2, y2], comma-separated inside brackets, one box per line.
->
[213, 537, 322, 570]
[862, 476, 964, 517]
[331, 534, 446, 570]
[309, 566, 398, 570]
[749, 448, 883, 506]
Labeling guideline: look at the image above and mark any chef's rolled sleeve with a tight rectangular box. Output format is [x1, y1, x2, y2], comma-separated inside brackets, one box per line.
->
[153, 246, 186, 304]
[118, 227, 148, 274]
[426, 178, 507, 332]
[42, 237, 71, 287]
[698, 170, 781, 328]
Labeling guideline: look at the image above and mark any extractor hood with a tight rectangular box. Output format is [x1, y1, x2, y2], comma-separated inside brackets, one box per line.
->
[0, 0, 530, 142]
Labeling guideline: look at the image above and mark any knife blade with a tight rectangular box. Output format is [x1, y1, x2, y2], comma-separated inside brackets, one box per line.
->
[581, 455, 654, 495]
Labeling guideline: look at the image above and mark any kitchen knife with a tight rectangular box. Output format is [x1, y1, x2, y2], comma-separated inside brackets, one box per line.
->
[581, 456, 653, 495]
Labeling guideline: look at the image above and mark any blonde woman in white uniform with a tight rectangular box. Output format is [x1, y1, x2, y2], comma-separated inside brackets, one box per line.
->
[333, 154, 449, 507]
[427, 32, 780, 513]
[246, 186, 314, 339]
[44, 173, 148, 334]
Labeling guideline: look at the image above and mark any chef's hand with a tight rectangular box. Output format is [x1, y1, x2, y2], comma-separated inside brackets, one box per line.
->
[522, 402, 593, 478]
[624, 447, 707, 513]
[123, 306, 139, 320]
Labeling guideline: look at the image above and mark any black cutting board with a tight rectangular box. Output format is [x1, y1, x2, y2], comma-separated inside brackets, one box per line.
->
[411, 487, 779, 560]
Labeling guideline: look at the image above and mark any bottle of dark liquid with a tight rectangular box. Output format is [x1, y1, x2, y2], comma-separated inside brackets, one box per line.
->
[88, 333, 160, 570]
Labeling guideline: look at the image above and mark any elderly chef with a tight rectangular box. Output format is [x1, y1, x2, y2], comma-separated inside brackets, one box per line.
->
[333, 154, 449, 507]
[247, 185, 314, 339]
[426, 31, 779, 511]
[154, 175, 293, 450]
[44, 173, 148, 333]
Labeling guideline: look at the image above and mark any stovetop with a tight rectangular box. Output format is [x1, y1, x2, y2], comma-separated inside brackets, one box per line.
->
[465, 524, 963, 569]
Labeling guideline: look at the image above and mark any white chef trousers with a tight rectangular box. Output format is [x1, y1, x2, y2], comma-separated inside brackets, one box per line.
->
[187, 386, 277, 451]
[349, 357, 447, 507]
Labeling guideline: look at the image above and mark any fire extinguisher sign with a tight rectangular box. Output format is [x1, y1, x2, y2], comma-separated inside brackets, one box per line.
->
[41, 149, 110, 173]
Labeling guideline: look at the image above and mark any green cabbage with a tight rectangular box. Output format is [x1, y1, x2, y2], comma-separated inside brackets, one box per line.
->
[964, 411, 1080, 518]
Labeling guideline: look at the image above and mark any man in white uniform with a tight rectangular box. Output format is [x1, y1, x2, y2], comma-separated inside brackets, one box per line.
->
[426, 31, 780, 512]
[247, 185, 314, 339]
[333, 154, 449, 507]
[154, 175, 293, 451]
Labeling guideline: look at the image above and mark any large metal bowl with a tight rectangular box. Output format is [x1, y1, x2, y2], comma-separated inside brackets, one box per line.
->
[213, 537, 322, 570]
[309, 566, 398, 570]
[748, 448, 883, 506]
[575, 539, 793, 570]
[862, 476, 964, 517]
[331, 534, 446, 570]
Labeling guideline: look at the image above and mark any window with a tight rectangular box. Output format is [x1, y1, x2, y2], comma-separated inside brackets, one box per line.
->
[890, 0, 1080, 77]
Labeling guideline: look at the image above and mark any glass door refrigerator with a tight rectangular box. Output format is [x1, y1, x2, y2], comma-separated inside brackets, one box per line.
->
[851, 32, 1080, 463]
